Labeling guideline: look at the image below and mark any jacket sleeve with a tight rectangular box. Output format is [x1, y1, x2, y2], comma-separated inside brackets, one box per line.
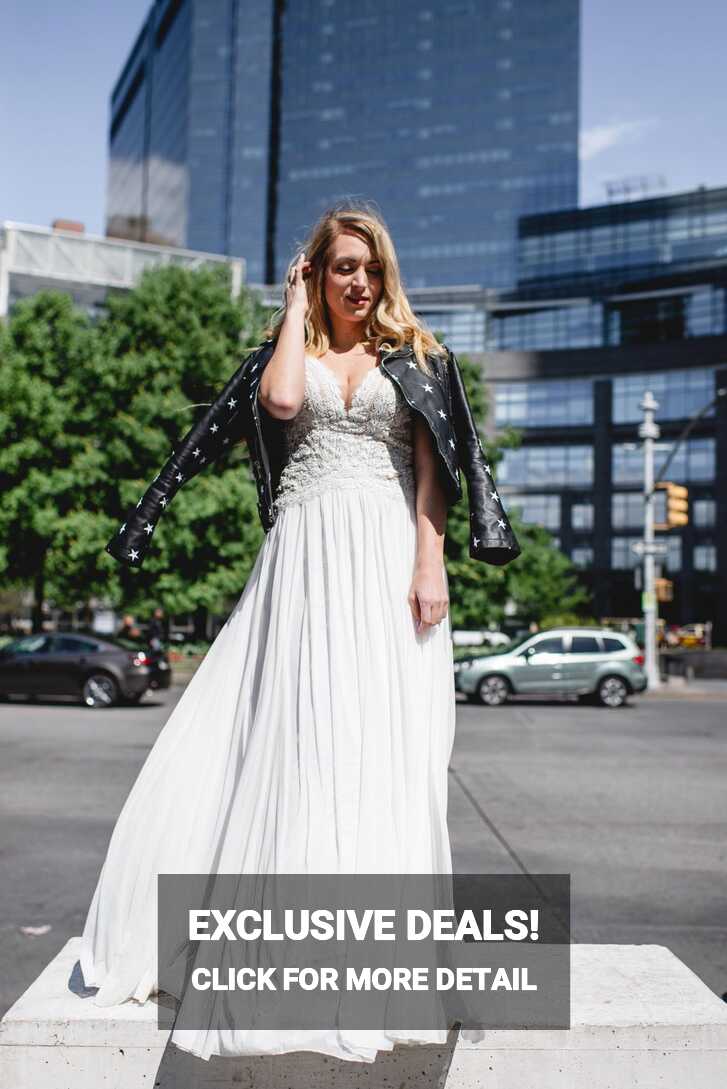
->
[445, 347, 521, 567]
[105, 344, 269, 569]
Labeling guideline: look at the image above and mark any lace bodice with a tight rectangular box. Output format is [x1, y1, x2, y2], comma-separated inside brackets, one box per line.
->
[274, 355, 416, 511]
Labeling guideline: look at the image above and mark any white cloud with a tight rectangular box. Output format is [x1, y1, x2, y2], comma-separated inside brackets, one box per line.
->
[579, 119, 659, 161]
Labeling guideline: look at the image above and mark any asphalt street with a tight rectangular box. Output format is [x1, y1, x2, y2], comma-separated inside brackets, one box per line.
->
[1, 687, 725, 1018]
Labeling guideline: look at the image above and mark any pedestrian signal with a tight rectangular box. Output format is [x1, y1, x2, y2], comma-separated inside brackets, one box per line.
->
[655, 482, 688, 529]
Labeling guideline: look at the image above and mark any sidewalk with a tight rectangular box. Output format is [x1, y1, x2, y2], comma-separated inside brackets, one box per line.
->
[644, 677, 727, 700]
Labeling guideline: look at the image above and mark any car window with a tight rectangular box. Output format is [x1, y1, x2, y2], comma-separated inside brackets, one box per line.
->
[50, 636, 99, 654]
[570, 636, 601, 654]
[602, 636, 627, 654]
[113, 636, 146, 650]
[529, 637, 564, 655]
[6, 635, 50, 655]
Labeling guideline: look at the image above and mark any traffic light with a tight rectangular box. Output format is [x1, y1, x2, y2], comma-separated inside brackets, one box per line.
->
[655, 577, 673, 603]
[655, 481, 688, 529]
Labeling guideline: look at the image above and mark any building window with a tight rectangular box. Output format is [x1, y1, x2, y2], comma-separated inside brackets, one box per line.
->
[612, 491, 667, 528]
[571, 545, 593, 568]
[612, 368, 716, 423]
[505, 493, 561, 530]
[609, 295, 688, 346]
[611, 537, 639, 569]
[499, 445, 593, 487]
[571, 501, 593, 530]
[664, 534, 682, 572]
[417, 308, 485, 353]
[693, 498, 715, 527]
[693, 543, 716, 571]
[493, 378, 593, 427]
[486, 303, 602, 351]
[612, 438, 715, 485]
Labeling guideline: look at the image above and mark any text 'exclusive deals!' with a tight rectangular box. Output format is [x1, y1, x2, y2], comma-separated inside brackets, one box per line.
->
[156, 874, 570, 1033]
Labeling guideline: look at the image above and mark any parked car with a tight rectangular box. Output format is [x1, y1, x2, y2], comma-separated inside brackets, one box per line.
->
[454, 627, 647, 708]
[0, 630, 171, 709]
[674, 622, 710, 649]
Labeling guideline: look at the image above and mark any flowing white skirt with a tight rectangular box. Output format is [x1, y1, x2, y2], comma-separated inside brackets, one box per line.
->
[80, 483, 457, 1062]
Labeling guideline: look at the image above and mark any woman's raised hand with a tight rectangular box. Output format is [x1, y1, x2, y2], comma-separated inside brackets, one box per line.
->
[285, 251, 311, 313]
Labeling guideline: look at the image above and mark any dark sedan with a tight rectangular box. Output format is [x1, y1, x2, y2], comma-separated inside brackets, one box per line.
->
[0, 631, 172, 708]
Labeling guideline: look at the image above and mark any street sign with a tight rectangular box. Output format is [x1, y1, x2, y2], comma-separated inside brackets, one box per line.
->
[631, 540, 668, 556]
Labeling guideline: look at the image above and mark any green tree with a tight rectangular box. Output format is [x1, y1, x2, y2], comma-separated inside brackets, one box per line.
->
[89, 263, 272, 626]
[442, 350, 590, 628]
[0, 264, 273, 630]
[0, 292, 105, 630]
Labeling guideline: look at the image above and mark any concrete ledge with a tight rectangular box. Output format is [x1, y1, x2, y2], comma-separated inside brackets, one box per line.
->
[1, 938, 726, 1087]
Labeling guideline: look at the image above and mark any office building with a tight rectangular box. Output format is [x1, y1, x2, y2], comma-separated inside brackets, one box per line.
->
[108, 0, 579, 288]
[479, 185, 727, 639]
[0, 220, 243, 320]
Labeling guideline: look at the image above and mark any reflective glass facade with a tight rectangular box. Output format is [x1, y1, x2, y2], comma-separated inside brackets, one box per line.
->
[694, 544, 717, 571]
[486, 301, 602, 350]
[612, 438, 715, 485]
[611, 368, 717, 423]
[494, 376, 592, 427]
[505, 493, 560, 529]
[518, 187, 727, 288]
[692, 498, 715, 528]
[571, 502, 593, 530]
[498, 444, 593, 487]
[109, 0, 579, 288]
[487, 285, 726, 350]
[612, 491, 667, 529]
[108, 0, 275, 280]
[274, 0, 579, 289]
[421, 309, 487, 353]
[484, 187, 727, 352]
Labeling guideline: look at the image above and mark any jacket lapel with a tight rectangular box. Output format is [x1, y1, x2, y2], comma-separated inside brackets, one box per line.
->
[380, 346, 462, 505]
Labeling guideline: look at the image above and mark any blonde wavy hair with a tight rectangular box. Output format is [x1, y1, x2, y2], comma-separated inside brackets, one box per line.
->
[260, 199, 447, 376]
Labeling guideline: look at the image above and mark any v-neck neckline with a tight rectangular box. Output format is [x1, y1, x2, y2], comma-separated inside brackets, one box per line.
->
[307, 352, 382, 414]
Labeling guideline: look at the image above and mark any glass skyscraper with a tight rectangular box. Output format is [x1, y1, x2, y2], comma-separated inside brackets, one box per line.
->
[107, 0, 579, 288]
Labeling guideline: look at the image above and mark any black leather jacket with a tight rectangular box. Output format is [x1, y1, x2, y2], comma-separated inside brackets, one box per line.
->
[105, 339, 520, 569]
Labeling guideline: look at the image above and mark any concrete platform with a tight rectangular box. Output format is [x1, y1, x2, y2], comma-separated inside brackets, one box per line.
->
[1, 938, 726, 1087]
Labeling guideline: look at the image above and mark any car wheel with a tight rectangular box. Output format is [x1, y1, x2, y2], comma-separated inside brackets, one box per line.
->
[476, 675, 510, 707]
[597, 675, 629, 708]
[82, 673, 120, 709]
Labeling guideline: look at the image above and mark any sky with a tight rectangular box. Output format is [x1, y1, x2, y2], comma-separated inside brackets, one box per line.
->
[1, 1, 726, 236]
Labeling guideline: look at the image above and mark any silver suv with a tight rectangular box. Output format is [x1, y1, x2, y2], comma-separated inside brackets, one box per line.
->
[454, 627, 647, 708]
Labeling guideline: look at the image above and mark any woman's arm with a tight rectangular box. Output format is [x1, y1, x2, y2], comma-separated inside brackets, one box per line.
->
[259, 253, 309, 419]
[408, 414, 449, 632]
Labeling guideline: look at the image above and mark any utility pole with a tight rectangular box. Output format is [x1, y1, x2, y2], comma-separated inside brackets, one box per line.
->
[637, 392, 662, 690]
[635, 384, 725, 689]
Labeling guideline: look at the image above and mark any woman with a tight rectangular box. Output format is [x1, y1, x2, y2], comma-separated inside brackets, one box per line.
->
[80, 201, 519, 1063]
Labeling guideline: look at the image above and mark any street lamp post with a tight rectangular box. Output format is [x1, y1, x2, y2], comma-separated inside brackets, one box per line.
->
[635, 385, 725, 690]
[638, 392, 662, 690]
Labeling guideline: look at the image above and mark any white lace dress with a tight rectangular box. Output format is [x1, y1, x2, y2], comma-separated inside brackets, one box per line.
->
[79, 354, 457, 1062]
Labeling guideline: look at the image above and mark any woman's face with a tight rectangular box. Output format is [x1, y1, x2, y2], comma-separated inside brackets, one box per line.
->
[322, 231, 384, 328]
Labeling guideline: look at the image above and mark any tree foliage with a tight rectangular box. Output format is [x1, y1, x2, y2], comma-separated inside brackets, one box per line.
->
[0, 265, 272, 624]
